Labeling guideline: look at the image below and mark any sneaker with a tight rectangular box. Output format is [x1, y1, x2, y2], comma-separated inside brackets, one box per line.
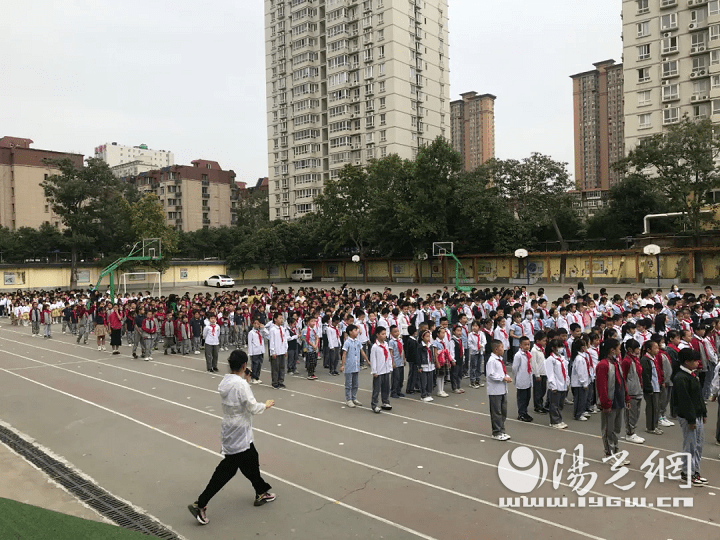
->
[437, 391, 449, 398]
[558, 422, 568, 429]
[653, 427, 663, 435]
[421, 396, 433, 402]
[453, 389, 463, 394]
[502, 433, 511, 441]
[492, 434, 506, 441]
[659, 418, 674, 427]
[608, 454, 631, 466]
[694, 473, 708, 485]
[564, 397, 574, 405]
[346, 400, 356, 408]
[550, 423, 565, 429]
[254, 492, 276, 507]
[187, 502, 209, 525]
[143, 357, 149, 361]
[278, 383, 286, 389]
[626, 434, 645, 444]
[194, 351, 200, 355]
[682, 473, 706, 487]
[479, 382, 485, 387]
[576, 416, 588, 421]
[132, 353, 137, 359]
[98, 346, 102, 351]
[213, 368, 220, 373]
[396, 392, 405, 397]
[373, 407, 382, 414]
[381, 404, 392, 411]
[352, 400, 362, 407]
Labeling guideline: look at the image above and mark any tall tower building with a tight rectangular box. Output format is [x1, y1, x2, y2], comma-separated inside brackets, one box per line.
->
[570, 60, 625, 192]
[450, 92, 495, 171]
[622, 0, 720, 152]
[265, 0, 450, 220]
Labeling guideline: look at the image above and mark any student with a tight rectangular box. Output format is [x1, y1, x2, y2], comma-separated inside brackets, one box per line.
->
[268, 312, 288, 389]
[370, 327, 393, 413]
[285, 315, 300, 376]
[191, 311, 204, 355]
[468, 321, 486, 389]
[652, 335, 675, 428]
[450, 325, 465, 394]
[596, 338, 630, 465]
[163, 312, 177, 355]
[305, 316, 320, 380]
[388, 325, 406, 398]
[325, 316, 341, 376]
[95, 307, 108, 351]
[544, 338, 568, 429]
[569, 338, 590, 422]
[586, 332, 601, 414]
[434, 327, 451, 398]
[508, 312, 523, 362]
[487, 340, 512, 441]
[340, 324, 367, 407]
[621, 339, 645, 444]
[188, 351, 276, 525]
[247, 318, 265, 384]
[640, 340, 662, 435]
[672, 348, 708, 486]
[179, 314, 192, 355]
[203, 315, 221, 373]
[416, 329, 436, 402]
[531, 332, 548, 414]
[41, 304, 53, 339]
[108, 304, 123, 355]
[30, 302, 41, 337]
[404, 325, 420, 395]
[511, 336, 533, 422]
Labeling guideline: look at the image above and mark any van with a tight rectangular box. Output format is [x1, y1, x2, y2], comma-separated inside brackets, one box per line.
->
[291, 268, 313, 282]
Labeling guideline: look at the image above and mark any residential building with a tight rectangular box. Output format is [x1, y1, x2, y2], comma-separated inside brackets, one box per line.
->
[570, 189, 611, 220]
[126, 160, 237, 232]
[94, 142, 174, 176]
[0, 137, 84, 230]
[450, 91, 496, 171]
[622, 0, 720, 151]
[265, 0, 450, 220]
[570, 60, 625, 195]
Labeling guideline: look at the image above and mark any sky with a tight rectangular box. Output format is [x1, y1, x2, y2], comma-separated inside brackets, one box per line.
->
[1, 1, 621, 183]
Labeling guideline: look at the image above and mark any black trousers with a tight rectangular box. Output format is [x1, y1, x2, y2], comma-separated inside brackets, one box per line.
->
[406, 362, 420, 393]
[197, 443, 271, 507]
[517, 387, 531, 417]
[533, 375, 547, 410]
[391, 366, 404, 397]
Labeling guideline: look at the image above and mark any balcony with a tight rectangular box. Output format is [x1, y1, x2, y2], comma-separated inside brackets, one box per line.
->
[203, 218, 211, 225]
[660, 0, 678, 8]
[202, 192, 210, 199]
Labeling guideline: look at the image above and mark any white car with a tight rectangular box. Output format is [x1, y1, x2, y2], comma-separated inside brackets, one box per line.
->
[290, 268, 313, 282]
[205, 275, 235, 288]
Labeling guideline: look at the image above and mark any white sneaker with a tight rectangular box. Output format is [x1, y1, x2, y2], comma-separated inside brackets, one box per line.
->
[353, 400, 362, 407]
[608, 454, 631, 466]
[576, 416, 588, 421]
[194, 351, 200, 355]
[626, 434, 645, 444]
[659, 418, 674, 427]
[98, 346, 102, 351]
[438, 391, 449, 398]
[346, 400, 356, 408]
[256, 380, 262, 385]
[502, 433, 511, 441]
[492, 434, 506, 440]
[551, 423, 564, 429]
[559, 422, 568, 429]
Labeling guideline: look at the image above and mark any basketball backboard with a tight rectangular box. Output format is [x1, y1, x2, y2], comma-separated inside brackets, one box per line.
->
[432, 242, 454, 257]
[142, 238, 162, 260]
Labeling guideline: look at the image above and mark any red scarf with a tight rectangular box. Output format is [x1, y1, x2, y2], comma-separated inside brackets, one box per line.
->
[525, 350, 532, 374]
[554, 353, 566, 380]
[396, 337, 403, 355]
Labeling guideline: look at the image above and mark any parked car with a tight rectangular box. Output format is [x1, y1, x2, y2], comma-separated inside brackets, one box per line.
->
[205, 275, 235, 288]
[290, 268, 313, 282]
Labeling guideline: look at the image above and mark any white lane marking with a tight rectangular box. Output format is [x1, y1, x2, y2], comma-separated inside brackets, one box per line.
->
[6, 350, 712, 534]
[0, 365, 438, 540]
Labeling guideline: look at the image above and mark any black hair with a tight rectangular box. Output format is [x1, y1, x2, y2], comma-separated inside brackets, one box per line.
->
[228, 350, 249, 372]
[599, 338, 620, 361]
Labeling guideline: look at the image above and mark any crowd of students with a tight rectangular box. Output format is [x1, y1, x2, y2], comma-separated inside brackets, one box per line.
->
[3, 281, 719, 487]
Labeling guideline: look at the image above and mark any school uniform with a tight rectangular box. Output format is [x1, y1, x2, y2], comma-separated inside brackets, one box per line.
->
[417, 341, 435, 400]
[248, 328, 265, 382]
[673, 366, 707, 477]
[342, 337, 362, 402]
[545, 352, 569, 426]
[570, 352, 590, 421]
[640, 353, 661, 432]
[531, 344, 547, 412]
[305, 327, 320, 378]
[493, 326, 510, 364]
[389, 336, 405, 398]
[203, 323, 221, 371]
[286, 323, 300, 374]
[587, 346, 600, 412]
[404, 335, 421, 394]
[621, 354, 644, 437]
[486, 353, 509, 437]
[141, 318, 157, 360]
[163, 320, 177, 354]
[370, 341, 393, 411]
[468, 331, 486, 386]
[180, 322, 192, 355]
[268, 323, 288, 387]
[596, 356, 629, 457]
[326, 325, 341, 375]
[511, 349, 533, 419]
[30, 308, 41, 336]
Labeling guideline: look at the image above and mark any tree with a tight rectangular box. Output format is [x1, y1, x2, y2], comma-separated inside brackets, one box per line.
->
[42, 157, 129, 288]
[126, 193, 178, 272]
[617, 117, 720, 277]
[226, 236, 260, 283]
[236, 188, 269, 232]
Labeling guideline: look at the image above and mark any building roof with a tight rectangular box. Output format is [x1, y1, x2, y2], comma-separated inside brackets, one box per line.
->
[0, 136, 34, 149]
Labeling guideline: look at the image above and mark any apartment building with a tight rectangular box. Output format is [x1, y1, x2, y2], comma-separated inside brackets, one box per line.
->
[450, 91, 495, 171]
[0, 136, 84, 230]
[127, 160, 237, 232]
[95, 142, 174, 177]
[265, 0, 450, 220]
[571, 60, 625, 197]
[623, 0, 720, 151]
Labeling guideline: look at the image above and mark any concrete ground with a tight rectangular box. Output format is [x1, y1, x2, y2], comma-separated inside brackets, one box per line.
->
[2, 314, 720, 540]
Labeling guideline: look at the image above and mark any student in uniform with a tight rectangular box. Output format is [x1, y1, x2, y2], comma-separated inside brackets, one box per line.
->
[511, 336, 533, 422]
[305, 316, 320, 380]
[248, 318, 265, 384]
[595, 338, 630, 465]
[285, 314, 300, 376]
[640, 340, 662, 435]
[268, 312, 288, 389]
[487, 340, 512, 441]
[621, 338, 645, 444]
[545, 338, 569, 429]
[163, 312, 177, 355]
[203, 315, 221, 373]
[569, 338, 590, 422]
[30, 302, 41, 337]
[531, 331, 548, 414]
[416, 329, 436, 402]
[340, 324, 367, 407]
[388, 325, 406, 398]
[326, 316, 342, 376]
[468, 321, 486, 389]
[370, 327, 393, 413]
[450, 325, 465, 394]
[180, 314, 192, 355]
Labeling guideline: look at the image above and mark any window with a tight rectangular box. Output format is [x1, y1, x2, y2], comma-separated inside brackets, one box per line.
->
[661, 36, 678, 54]
[637, 44, 650, 61]
[661, 13, 677, 30]
[662, 61, 678, 77]
[380, 130, 387, 142]
[713, 99, 720, 115]
[638, 113, 652, 129]
[379, 97, 386, 108]
[637, 0, 649, 14]
[44, 204, 49, 213]
[380, 113, 386, 125]
[637, 21, 650, 38]
[378, 62, 385, 75]
[712, 50, 720, 66]
[662, 84, 679, 101]
[378, 45, 385, 58]
[711, 24, 720, 41]
[379, 81, 386, 93]
[638, 90, 651, 106]
[711, 0, 720, 16]
[638, 67, 651, 83]
[693, 79, 710, 95]
[713, 75, 720, 88]
[693, 104, 710, 119]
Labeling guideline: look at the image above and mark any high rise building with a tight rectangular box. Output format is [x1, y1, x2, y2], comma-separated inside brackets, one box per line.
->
[265, 0, 450, 220]
[570, 60, 625, 193]
[0, 137, 84, 230]
[622, 0, 720, 151]
[450, 91, 495, 171]
[94, 142, 174, 177]
[126, 160, 239, 232]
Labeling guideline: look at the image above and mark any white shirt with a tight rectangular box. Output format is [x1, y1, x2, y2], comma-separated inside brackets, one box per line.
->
[218, 374, 266, 455]
[269, 323, 288, 356]
[512, 349, 533, 390]
[545, 353, 569, 392]
[327, 325, 341, 348]
[486, 353, 508, 396]
[203, 324, 220, 346]
[370, 341, 393, 375]
[247, 328, 265, 356]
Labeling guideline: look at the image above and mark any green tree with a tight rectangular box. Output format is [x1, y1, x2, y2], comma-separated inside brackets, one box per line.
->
[126, 193, 178, 272]
[236, 188, 269, 232]
[226, 236, 260, 283]
[41, 157, 129, 288]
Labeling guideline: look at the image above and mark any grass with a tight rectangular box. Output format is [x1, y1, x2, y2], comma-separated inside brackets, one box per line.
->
[0, 497, 152, 540]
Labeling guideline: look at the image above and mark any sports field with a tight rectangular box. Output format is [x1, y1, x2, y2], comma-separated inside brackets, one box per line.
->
[1, 314, 719, 540]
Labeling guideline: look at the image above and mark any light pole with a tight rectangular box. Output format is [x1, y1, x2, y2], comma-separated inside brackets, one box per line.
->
[515, 249, 529, 285]
[643, 244, 661, 288]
